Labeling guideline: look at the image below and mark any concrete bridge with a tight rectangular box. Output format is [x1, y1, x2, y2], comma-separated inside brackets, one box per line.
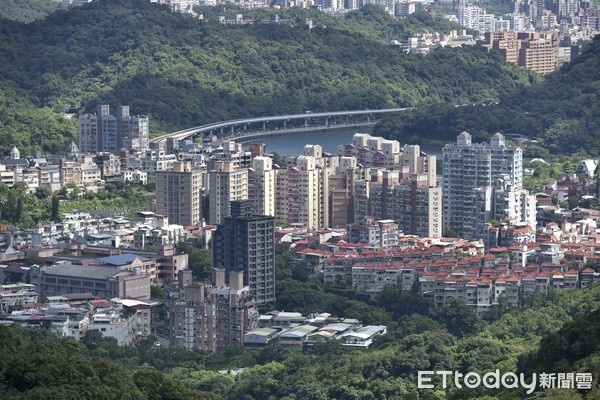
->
[150, 108, 411, 145]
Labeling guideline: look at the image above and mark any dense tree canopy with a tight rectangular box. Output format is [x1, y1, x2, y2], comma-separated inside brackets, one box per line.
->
[0, 0, 61, 23]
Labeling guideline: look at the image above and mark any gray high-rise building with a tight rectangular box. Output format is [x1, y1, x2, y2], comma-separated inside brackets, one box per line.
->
[96, 104, 111, 152]
[78, 113, 98, 154]
[212, 199, 276, 306]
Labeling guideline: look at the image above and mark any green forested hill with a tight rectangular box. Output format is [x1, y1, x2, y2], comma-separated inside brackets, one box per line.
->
[0, 0, 61, 23]
[0, 0, 537, 156]
[375, 34, 600, 156]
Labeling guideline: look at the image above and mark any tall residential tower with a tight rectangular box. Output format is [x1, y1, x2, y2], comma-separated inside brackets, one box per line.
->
[212, 200, 276, 306]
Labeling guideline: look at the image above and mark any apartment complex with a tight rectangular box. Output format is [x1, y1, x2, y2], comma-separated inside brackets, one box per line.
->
[212, 200, 276, 305]
[260, 137, 440, 235]
[518, 36, 558, 75]
[322, 240, 600, 315]
[355, 171, 442, 238]
[155, 160, 203, 226]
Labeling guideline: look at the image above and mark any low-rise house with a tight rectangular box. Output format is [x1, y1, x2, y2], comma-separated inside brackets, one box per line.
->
[243, 327, 279, 348]
[293, 248, 333, 276]
[341, 325, 387, 349]
[277, 324, 319, 351]
[45, 304, 91, 341]
[258, 311, 305, 329]
[581, 268, 600, 288]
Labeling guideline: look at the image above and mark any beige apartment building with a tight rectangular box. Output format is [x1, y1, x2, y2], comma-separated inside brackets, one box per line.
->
[328, 156, 369, 228]
[483, 31, 558, 75]
[155, 160, 203, 227]
[484, 31, 520, 64]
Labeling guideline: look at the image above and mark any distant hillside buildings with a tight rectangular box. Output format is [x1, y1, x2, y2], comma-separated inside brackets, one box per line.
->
[78, 105, 149, 153]
[481, 31, 560, 74]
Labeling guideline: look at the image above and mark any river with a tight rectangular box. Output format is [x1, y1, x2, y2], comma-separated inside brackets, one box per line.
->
[242, 125, 443, 157]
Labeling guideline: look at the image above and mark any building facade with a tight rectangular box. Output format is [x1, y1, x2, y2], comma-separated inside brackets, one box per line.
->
[78, 105, 150, 154]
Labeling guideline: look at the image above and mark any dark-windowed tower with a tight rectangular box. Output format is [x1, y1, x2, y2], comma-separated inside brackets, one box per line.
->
[212, 199, 275, 306]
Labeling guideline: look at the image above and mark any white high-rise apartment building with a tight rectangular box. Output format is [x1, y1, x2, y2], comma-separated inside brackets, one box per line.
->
[442, 132, 523, 239]
[458, 5, 486, 29]
[248, 156, 276, 217]
[286, 156, 328, 230]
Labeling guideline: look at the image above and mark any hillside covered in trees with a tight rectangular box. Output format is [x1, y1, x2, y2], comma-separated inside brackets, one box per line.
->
[374, 34, 600, 156]
[0, 0, 538, 156]
[0, 0, 61, 23]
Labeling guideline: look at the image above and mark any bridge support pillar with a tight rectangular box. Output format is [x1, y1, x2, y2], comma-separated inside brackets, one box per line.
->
[231, 125, 235, 133]
[325, 117, 329, 127]
[283, 121, 287, 129]
[244, 124, 247, 131]
[367, 115, 370, 122]
[263, 122, 266, 130]
[304, 118, 308, 127]
[220, 128, 223, 134]
[345, 116, 349, 124]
